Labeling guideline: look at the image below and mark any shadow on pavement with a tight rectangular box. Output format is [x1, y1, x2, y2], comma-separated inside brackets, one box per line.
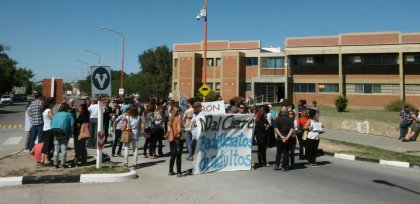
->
[134, 160, 165, 169]
[373, 179, 420, 196]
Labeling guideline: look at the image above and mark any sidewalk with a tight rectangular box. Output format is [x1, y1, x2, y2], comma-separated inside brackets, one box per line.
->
[322, 128, 420, 156]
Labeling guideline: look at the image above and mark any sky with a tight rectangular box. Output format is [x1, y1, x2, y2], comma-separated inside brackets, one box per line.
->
[1, 0, 420, 82]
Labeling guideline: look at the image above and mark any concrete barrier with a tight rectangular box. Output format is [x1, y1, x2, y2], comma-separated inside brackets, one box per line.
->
[321, 116, 399, 138]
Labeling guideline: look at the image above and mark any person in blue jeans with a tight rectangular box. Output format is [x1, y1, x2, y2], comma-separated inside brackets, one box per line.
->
[50, 103, 74, 168]
[28, 93, 44, 150]
[182, 98, 195, 161]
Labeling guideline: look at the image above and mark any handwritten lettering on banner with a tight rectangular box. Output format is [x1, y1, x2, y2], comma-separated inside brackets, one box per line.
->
[194, 114, 254, 175]
[201, 100, 226, 114]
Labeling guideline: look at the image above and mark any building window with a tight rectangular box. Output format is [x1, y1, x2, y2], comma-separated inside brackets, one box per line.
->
[293, 83, 316, 93]
[261, 57, 284, 69]
[215, 58, 222, 67]
[206, 83, 214, 91]
[347, 84, 399, 94]
[306, 57, 314, 64]
[345, 55, 398, 65]
[406, 55, 415, 63]
[354, 56, 362, 64]
[206, 58, 214, 67]
[245, 83, 251, 92]
[246, 57, 258, 66]
[318, 83, 339, 93]
[215, 82, 221, 93]
[174, 58, 178, 68]
[406, 84, 420, 95]
[405, 55, 420, 64]
[173, 82, 177, 91]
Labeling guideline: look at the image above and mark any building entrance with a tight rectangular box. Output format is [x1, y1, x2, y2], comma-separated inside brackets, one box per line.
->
[254, 83, 285, 103]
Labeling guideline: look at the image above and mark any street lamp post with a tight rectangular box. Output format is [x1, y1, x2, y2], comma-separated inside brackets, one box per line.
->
[84, 49, 101, 65]
[100, 26, 125, 94]
[76, 59, 90, 76]
[197, 0, 208, 85]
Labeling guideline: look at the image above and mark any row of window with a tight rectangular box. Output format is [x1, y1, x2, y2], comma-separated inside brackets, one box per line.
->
[174, 54, 420, 68]
[293, 83, 418, 95]
[344, 55, 398, 65]
[174, 82, 420, 95]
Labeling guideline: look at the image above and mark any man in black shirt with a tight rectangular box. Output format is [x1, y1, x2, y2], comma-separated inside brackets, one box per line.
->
[273, 107, 294, 171]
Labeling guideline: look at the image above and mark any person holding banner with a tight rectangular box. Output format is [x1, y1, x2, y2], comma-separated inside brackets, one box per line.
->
[254, 107, 270, 167]
[191, 102, 205, 154]
[182, 98, 195, 161]
[166, 107, 184, 177]
[273, 107, 294, 171]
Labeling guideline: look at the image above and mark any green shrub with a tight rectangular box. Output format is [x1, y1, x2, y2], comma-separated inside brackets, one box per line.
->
[335, 96, 348, 112]
[194, 91, 221, 102]
[385, 100, 415, 112]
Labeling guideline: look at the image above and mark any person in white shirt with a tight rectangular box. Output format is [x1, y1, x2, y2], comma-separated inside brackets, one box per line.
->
[41, 97, 55, 165]
[304, 109, 324, 167]
[190, 102, 205, 155]
[122, 106, 142, 167]
[87, 99, 99, 148]
[182, 98, 195, 161]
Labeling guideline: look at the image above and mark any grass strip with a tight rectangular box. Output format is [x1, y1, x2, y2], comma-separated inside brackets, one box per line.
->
[324, 138, 420, 164]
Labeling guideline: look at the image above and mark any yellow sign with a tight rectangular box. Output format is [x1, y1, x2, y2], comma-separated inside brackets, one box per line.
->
[199, 83, 212, 97]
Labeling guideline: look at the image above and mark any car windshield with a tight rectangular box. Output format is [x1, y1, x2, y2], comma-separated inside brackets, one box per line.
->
[2, 95, 10, 98]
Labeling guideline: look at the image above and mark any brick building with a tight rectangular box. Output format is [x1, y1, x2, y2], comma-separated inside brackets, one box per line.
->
[172, 31, 420, 108]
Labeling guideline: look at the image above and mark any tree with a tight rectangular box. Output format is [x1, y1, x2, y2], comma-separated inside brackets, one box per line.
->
[138, 45, 172, 98]
[0, 43, 16, 93]
[14, 67, 34, 87]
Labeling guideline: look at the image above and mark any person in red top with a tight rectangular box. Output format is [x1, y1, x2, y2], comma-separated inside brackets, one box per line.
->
[296, 107, 309, 160]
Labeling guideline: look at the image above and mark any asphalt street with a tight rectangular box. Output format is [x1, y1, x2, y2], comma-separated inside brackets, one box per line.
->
[0, 102, 419, 203]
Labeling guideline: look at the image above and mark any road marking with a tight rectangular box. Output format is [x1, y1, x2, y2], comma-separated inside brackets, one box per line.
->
[3, 136, 23, 145]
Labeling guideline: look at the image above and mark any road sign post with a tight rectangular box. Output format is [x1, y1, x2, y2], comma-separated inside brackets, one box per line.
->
[96, 100, 104, 169]
[199, 83, 211, 102]
[91, 66, 112, 99]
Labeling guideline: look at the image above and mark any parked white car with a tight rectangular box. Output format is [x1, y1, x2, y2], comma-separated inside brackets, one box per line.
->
[0, 95, 14, 105]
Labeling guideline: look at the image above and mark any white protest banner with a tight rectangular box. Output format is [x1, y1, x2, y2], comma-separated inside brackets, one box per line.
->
[194, 114, 254, 175]
[179, 92, 188, 112]
[201, 100, 226, 114]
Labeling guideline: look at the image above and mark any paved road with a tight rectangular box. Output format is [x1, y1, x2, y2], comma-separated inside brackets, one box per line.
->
[0, 103, 28, 158]
[1, 137, 419, 204]
[0, 102, 26, 129]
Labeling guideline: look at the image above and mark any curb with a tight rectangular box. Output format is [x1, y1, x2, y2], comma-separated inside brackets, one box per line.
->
[320, 149, 420, 170]
[0, 169, 137, 187]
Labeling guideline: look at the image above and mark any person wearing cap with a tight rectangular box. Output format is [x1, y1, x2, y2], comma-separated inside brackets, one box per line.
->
[190, 102, 205, 155]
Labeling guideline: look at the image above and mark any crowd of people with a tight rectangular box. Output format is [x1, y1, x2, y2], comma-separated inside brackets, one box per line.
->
[399, 105, 420, 142]
[24, 93, 325, 175]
